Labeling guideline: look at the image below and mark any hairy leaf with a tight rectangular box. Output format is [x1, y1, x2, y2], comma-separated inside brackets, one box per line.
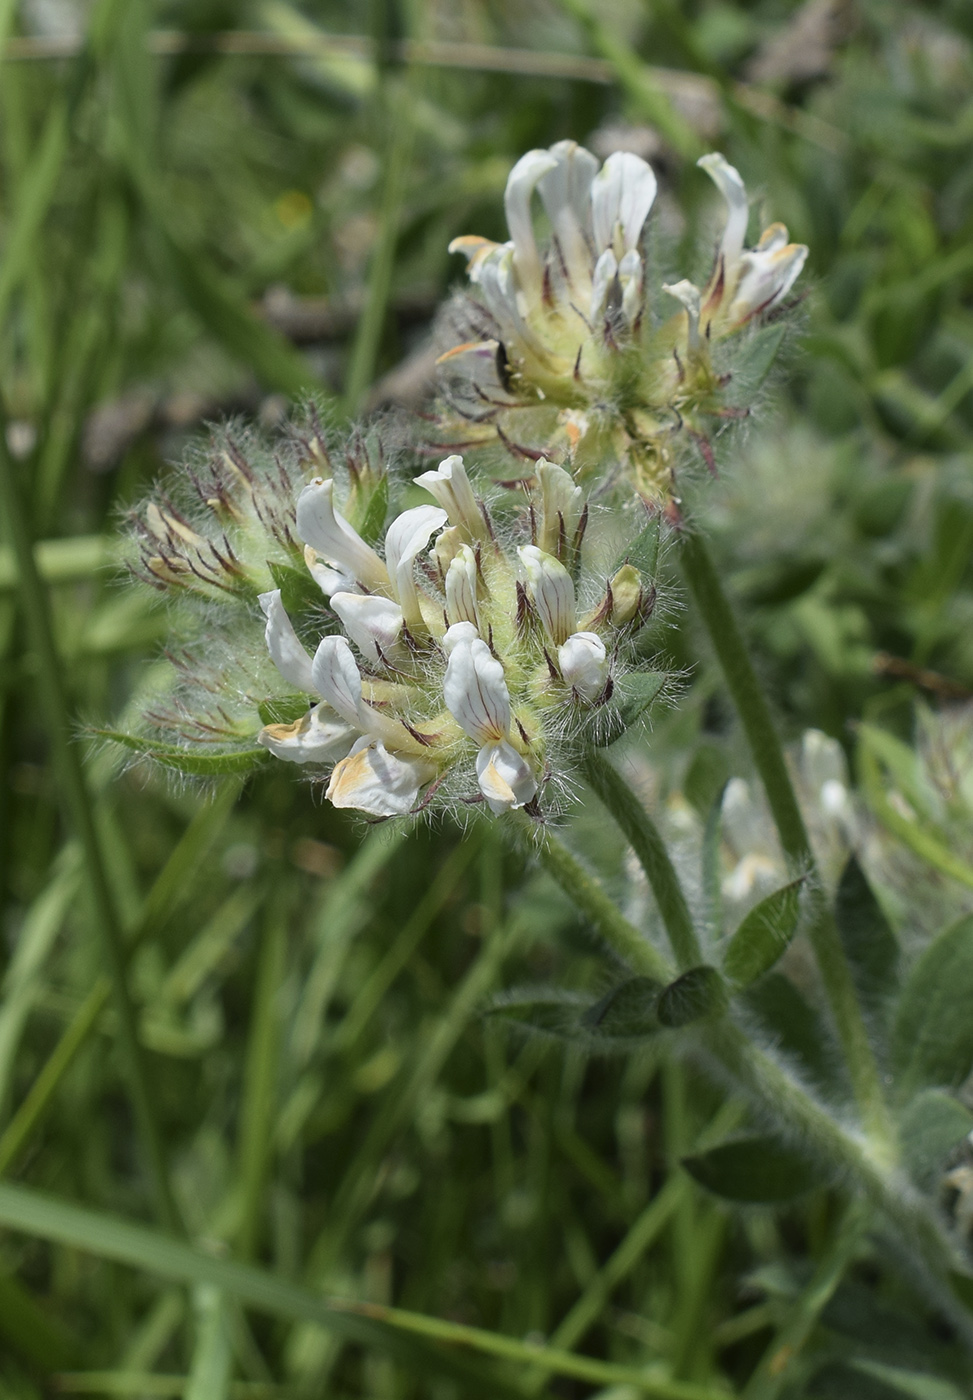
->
[582, 976, 663, 1041]
[893, 914, 973, 1093]
[100, 731, 270, 776]
[835, 855, 899, 1002]
[657, 966, 726, 1027]
[722, 877, 804, 986]
[900, 1089, 973, 1192]
[683, 1133, 825, 1202]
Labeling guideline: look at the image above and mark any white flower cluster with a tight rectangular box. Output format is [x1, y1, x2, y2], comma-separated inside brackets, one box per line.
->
[438, 141, 808, 502]
[256, 455, 648, 819]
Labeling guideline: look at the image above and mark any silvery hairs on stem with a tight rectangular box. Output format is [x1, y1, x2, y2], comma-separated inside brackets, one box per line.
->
[435, 141, 807, 505]
[119, 416, 664, 820]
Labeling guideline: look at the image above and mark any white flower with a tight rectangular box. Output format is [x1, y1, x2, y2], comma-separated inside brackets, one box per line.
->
[536, 139, 600, 287]
[536, 459, 584, 559]
[415, 455, 486, 540]
[304, 547, 351, 598]
[697, 153, 808, 332]
[662, 280, 702, 352]
[326, 740, 436, 817]
[443, 633, 511, 743]
[296, 478, 389, 592]
[591, 151, 658, 263]
[384, 504, 448, 629]
[259, 590, 315, 693]
[257, 706, 356, 765]
[504, 148, 559, 299]
[476, 741, 538, 814]
[558, 631, 609, 702]
[445, 545, 480, 629]
[310, 635, 367, 729]
[519, 545, 576, 645]
[330, 591, 403, 662]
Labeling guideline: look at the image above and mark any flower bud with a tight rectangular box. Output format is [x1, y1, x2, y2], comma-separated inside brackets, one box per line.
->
[558, 631, 609, 702]
[519, 545, 576, 645]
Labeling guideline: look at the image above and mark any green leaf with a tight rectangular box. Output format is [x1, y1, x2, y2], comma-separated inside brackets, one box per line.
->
[619, 515, 662, 581]
[582, 976, 663, 1041]
[893, 914, 973, 1093]
[257, 695, 310, 727]
[730, 323, 787, 399]
[682, 1133, 825, 1203]
[899, 1089, 973, 1192]
[99, 731, 270, 776]
[356, 473, 390, 544]
[722, 878, 804, 987]
[267, 560, 324, 619]
[834, 855, 899, 1002]
[603, 671, 667, 743]
[657, 966, 726, 1028]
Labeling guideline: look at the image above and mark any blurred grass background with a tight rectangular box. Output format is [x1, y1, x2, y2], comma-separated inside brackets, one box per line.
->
[3, 0, 973, 1395]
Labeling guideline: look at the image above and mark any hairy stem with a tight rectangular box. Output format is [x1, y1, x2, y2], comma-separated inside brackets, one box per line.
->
[582, 749, 701, 969]
[0, 421, 179, 1233]
[679, 527, 892, 1147]
[520, 817, 963, 1328]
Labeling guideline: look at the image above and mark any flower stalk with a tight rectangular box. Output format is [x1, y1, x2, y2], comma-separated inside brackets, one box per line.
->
[581, 748, 701, 970]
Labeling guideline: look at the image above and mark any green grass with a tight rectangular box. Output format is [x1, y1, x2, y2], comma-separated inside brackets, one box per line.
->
[4, 0, 973, 1396]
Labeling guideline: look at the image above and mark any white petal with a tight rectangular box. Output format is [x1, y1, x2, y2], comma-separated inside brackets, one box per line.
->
[591, 152, 657, 257]
[257, 705, 357, 766]
[558, 631, 608, 702]
[618, 248, 644, 323]
[443, 634, 510, 744]
[478, 245, 546, 356]
[304, 545, 351, 597]
[258, 590, 315, 693]
[504, 148, 559, 297]
[519, 545, 576, 645]
[414, 455, 484, 539]
[536, 459, 583, 557]
[590, 247, 618, 322]
[537, 140, 600, 287]
[310, 635, 365, 728]
[698, 152, 749, 270]
[475, 741, 537, 814]
[326, 741, 436, 817]
[383, 504, 448, 626]
[445, 544, 480, 629]
[663, 278, 702, 349]
[727, 240, 807, 325]
[296, 479, 389, 592]
[447, 234, 502, 279]
[330, 591, 403, 662]
[443, 620, 479, 655]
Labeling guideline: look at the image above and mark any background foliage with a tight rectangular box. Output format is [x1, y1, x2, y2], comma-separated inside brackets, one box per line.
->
[3, 0, 973, 1395]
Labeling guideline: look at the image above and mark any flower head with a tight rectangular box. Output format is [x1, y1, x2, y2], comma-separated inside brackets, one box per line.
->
[250, 455, 659, 819]
[435, 142, 807, 504]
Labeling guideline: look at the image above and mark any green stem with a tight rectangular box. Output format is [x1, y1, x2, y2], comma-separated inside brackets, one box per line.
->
[679, 528, 891, 1146]
[582, 750, 701, 969]
[0, 421, 179, 1233]
[520, 819, 672, 982]
[526, 817, 963, 1323]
